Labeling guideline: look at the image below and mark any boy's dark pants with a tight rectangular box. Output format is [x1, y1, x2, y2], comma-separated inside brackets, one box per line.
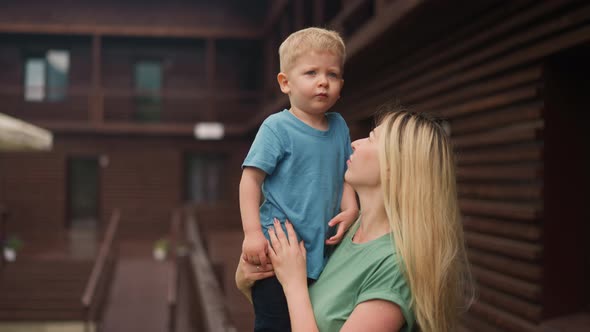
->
[252, 276, 291, 332]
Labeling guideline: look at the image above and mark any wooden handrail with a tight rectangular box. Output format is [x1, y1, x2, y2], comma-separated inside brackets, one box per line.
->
[81, 209, 120, 309]
[0, 85, 262, 100]
[0, 205, 7, 269]
[168, 208, 182, 332]
[184, 205, 235, 331]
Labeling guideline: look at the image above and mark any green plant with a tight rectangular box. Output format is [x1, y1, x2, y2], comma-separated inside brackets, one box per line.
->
[4, 235, 23, 251]
[154, 238, 169, 251]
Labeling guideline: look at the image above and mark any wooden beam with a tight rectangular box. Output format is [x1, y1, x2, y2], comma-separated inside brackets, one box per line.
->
[453, 123, 542, 149]
[416, 67, 543, 113]
[34, 121, 194, 136]
[450, 102, 543, 135]
[100, 88, 261, 100]
[438, 86, 539, 118]
[90, 34, 103, 124]
[470, 300, 539, 332]
[264, 0, 289, 36]
[313, 0, 326, 26]
[476, 286, 542, 322]
[0, 22, 260, 39]
[457, 164, 542, 181]
[374, 0, 388, 13]
[460, 198, 542, 221]
[206, 38, 217, 120]
[472, 265, 541, 301]
[345, 1, 576, 111]
[458, 182, 543, 201]
[246, 94, 290, 131]
[469, 248, 542, 281]
[466, 232, 542, 261]
[32, 120, 252, 138]
[329, 0, 369, 31]
[346, 2, 590, 121]
[293, 0, 305, 31]
[279, 12, 290, 43]
[456, 144, 543, 165]
[463, 215, 542, 241]
[343, 0, 422, 58]
[462, 314, 502, 332]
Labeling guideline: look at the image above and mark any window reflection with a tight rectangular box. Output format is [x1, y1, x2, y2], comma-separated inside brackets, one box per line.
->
[24, 50, 70, 102]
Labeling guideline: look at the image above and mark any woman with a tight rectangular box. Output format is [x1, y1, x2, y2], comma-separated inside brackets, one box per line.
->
[236, 110, 474, 332]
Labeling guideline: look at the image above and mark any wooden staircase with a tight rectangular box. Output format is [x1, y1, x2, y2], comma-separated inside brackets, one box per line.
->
[0, 259, 93, 320]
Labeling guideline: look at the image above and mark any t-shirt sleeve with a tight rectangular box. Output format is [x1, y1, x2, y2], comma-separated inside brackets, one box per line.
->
[242, 123, 285, 175]
[356, 258, 414, 331]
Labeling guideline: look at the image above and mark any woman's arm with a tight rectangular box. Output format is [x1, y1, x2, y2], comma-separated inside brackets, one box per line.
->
[269, 220, 405, 332]
[267, 219, 319, 332]
[341, 300, 405, 332]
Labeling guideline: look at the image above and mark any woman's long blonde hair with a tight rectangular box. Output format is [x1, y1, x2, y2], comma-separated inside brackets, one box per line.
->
[378, 109, 474, 332]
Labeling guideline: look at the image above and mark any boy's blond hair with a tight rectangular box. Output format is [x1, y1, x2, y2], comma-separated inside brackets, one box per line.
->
[278, 27, 346, 72]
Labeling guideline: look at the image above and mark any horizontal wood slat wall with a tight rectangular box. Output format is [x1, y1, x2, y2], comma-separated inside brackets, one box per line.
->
[0, 136, 248, 243]
[0, 153, 66, 241]
[338, 1, 590, 329]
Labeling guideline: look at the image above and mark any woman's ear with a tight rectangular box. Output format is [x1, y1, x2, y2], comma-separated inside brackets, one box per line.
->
[277, 72, 290, 94]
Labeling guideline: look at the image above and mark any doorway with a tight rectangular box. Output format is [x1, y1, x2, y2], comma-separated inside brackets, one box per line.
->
[542, 43, 590, 322]
[67, 156, 100, 258]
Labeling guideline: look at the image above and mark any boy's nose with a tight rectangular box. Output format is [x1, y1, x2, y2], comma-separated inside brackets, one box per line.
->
[317, 75, 328, 86]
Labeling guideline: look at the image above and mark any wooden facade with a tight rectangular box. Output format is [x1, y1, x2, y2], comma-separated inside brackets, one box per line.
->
[1, 0, 589, 331]
[331, 1, 590, 330]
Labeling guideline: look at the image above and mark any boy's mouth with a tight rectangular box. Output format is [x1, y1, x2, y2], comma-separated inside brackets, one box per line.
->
[316, 93, 328, 98]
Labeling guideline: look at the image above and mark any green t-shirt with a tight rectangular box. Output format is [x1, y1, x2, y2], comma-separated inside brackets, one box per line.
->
[309, 222, 415, 331]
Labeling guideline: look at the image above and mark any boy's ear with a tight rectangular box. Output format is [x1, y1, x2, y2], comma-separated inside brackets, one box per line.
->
[277, 72, 290, 94]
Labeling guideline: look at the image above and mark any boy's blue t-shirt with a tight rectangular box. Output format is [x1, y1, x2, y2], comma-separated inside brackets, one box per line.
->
[242, 109, 352, 279]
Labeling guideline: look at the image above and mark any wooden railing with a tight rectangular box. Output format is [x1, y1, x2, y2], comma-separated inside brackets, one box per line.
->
[0, 205, 6, 269]
[184, 205, 235, 332]
[168, 208, 182, 332]
[81, 209, 120, 331]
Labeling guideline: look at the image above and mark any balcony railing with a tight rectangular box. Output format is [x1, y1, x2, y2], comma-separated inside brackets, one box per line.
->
[0, 85, 261, 128]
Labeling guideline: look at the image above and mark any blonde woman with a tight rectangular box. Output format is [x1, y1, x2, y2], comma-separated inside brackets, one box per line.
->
[237, 110, 474, 332]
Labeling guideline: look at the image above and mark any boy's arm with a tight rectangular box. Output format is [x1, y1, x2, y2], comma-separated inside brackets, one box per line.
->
[239, 167, 269, 266]
[340, 182, 358, 213]
[325, 182, 359, 245]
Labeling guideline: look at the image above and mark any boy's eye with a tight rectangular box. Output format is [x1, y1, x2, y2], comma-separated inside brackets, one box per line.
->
[305, 70, 316, 75]
[328, 72, 340, 78]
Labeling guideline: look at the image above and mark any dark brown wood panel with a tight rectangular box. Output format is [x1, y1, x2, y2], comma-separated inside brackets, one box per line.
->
[0, 0, 268, 38]
[0, 152, 66, 240]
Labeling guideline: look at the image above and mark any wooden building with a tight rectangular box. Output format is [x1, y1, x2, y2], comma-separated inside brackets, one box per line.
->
[0, 0, 589, 331]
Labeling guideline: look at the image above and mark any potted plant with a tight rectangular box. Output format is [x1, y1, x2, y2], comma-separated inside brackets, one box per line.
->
[3, 235, 23, 262]
[153, 238, 169, 261]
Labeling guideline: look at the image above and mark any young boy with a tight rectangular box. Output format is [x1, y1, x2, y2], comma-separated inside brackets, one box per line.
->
[239, 27, 358, 331]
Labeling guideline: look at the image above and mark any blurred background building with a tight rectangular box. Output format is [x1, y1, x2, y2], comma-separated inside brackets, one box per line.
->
[0, 0, 588, 331]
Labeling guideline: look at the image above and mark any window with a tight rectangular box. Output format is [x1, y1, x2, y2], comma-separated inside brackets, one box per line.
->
[134, 60, 162, 122]
[185, 154, 226, 203]
[24, 50, 70, 102]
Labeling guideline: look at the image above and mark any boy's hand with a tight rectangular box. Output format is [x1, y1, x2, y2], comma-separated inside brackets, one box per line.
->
[325, 209, 359, 245]
[242, 231, 269, 266]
